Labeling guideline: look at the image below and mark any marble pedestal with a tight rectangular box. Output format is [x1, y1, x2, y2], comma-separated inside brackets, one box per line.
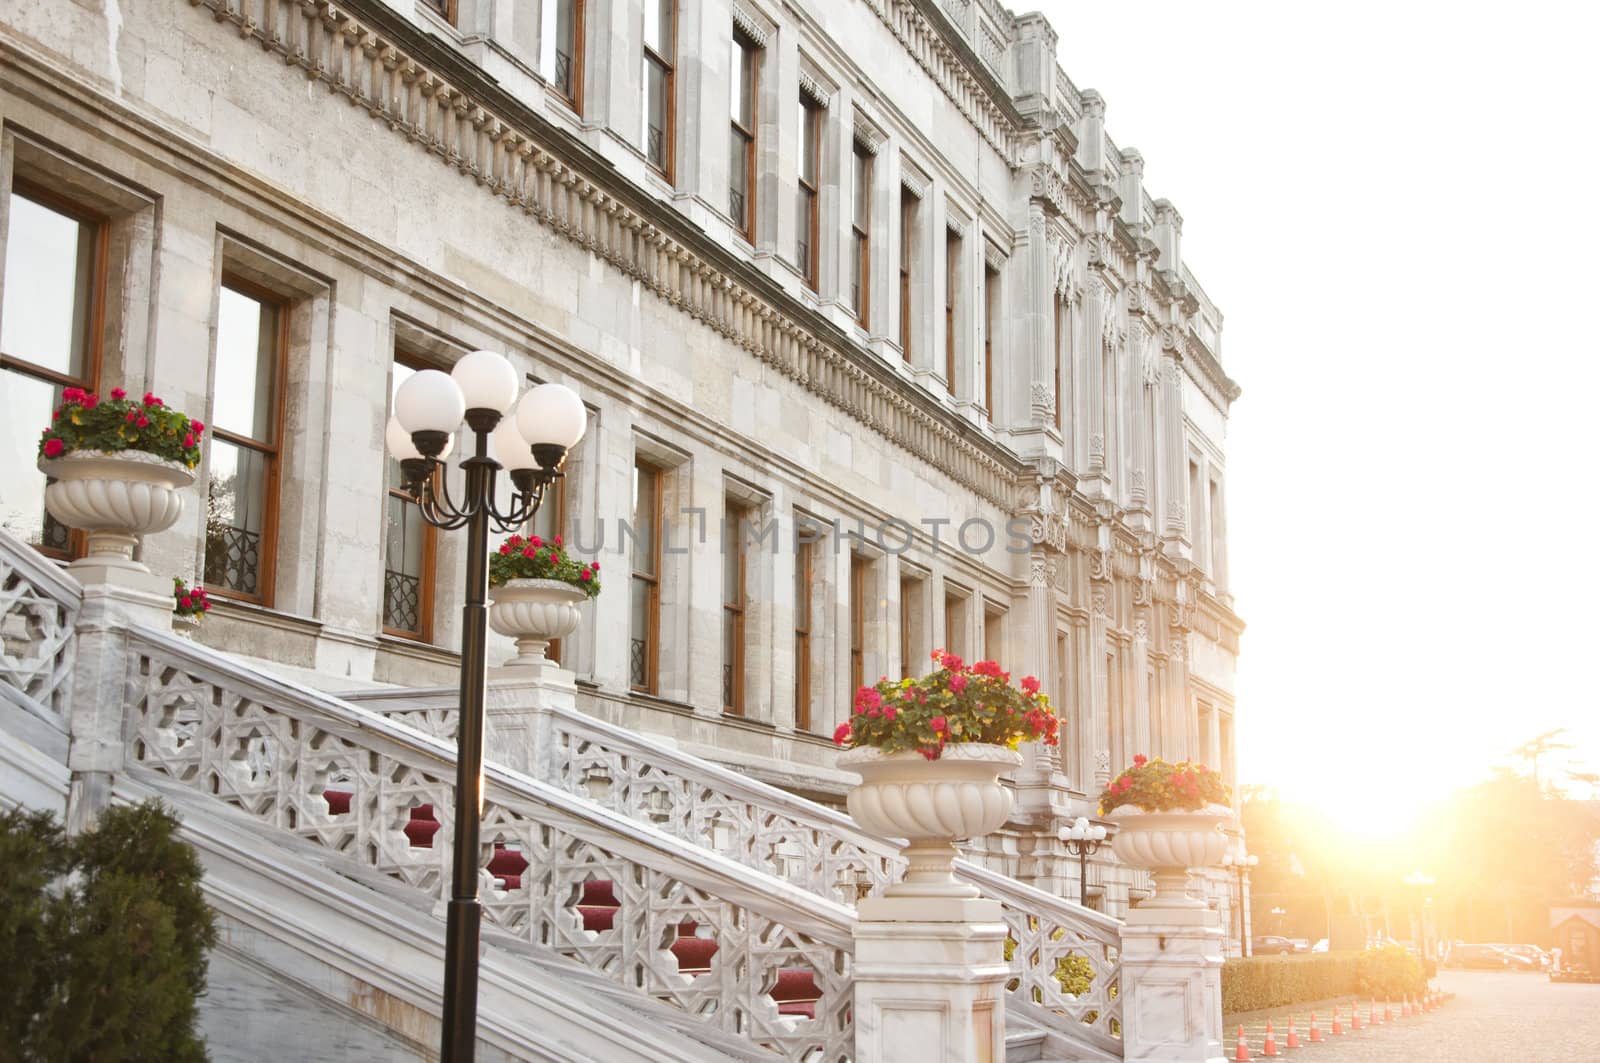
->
[483, 661, 576, 775]
[1118, 905, 1226, 1063]
[852, 896, 1008, 1063]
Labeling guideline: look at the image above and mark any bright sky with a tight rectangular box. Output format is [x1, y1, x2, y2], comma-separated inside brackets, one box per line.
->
[1041, 0, 1600, 828]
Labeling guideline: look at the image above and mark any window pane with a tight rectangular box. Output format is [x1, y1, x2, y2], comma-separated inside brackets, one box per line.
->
[205, 439, 268, 596]
[722, 512, 741, 604]
[213, 286, 278, 441]
[728, 132, 749, 224]
[384, 493, 424, 632]
[631, 464, 657, 574]
[723, 610, 736, 708]
[1, 193, 95, 377]
[798, 101, 816, 183]
[852, 151, 870, 229]
[851, 234, 865, 314]
[795, 192, 812, 277]
[644, 0, 674, 58]
[730, 39, 754, 128]
[0, 368, 71, 550]
[555, 0, 577, 97]
[644, 60, 668, 169]
[629, 576, 651, 687]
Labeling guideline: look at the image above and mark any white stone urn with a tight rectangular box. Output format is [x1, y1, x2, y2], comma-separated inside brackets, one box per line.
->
[839, 743, 1022, 898]
[39, 450, 195, 572]
[488, 578, 587, 665]
[171, 613, 201, 640]
[1107, 804, 1235, 909]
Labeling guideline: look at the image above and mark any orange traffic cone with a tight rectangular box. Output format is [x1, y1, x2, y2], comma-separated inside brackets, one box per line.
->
[1369, 1001, 1380, 1026]
[1351, 1002, 1363, 1030]
[1309, 1011, 1324, 1042]
[1262, 1021, 1278, 1057]
[1384, 999, 1394, 1023]
[1235, 1024, 1252, 1061]
[1402, 997, 1412, 1018]
[1286, 1017, 1301, 1049]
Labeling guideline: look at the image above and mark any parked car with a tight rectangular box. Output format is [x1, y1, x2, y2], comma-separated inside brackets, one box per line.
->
[1446, 943, 1529, 970]
[1489, 944, 1547, 970]
[1252, 935, 1298, 955]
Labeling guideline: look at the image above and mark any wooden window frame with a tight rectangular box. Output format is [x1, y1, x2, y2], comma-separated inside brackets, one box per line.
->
[898, 191, 915, 360]
[730, 30, 760, 242]
[944, 229, 959, 395]
[797, 96, 821, 290]
[643, 0, 678, 180]
[851, 143, 872, 327]
[984, 265, 998, 419]
[1, 182, 108, 561]
[943, 591, 964, 659]
[794, 538, 813, 731]
[381, 354, 440, 642]
[849, 554, 868, 694]
[899, 575, 915, 680]
[722, 501, 747, 715]
[424, 0, 458, 25]
[630, 459, 662, 694]
[549, 0, 586, 112]
[207, 273, 288, 608]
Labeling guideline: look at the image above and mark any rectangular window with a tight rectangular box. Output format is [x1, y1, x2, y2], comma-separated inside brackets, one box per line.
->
[643, 0, 676, 176]
[794, 536, 814, 731]
[945, 229, 960, 394]
[850, 143, 872, 325]
[849, 554, 868, 694]
[1188, 458, 1204, 558]
[943, 590, 965, 658]
[1107, 650, 1123, 769]
[1054, 295, 1066, 430]
[1209, 478, 1224, 581]
[1219, 712, 1234, 790]
[384, 359, 437, 640]
[630, 461, 661, 692]
[722, 500, 748, 715]
[0, 187, 105, 557]
[540, 0, 585, 109]
[1197, 702, 1213, 765]
[205, 279, 284, 604]
[899, 191, 915, 360]
[796, 96, 821, 288]
[983, 604, 1002, 663]
[424, 0, 456, 24]
[729, 31, 759, 240]
[984, 265, 998, 418]
[899, 574, 926, 679]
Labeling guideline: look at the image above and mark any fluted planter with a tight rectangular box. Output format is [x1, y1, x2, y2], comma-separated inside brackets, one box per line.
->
[488, 578, 586, 665]
[39, 450, 195, 572]
[1107, 804, 1234, 909]
[838, 743, 1022, 898]
[171, 613, 201, 640]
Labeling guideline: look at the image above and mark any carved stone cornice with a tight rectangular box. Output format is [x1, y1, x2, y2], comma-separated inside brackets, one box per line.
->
[185, 0, 1027, 509]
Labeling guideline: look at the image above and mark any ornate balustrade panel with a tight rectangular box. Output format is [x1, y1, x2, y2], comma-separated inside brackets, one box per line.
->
[0, 529, 80, 725]
[121, 630, 853, 1062]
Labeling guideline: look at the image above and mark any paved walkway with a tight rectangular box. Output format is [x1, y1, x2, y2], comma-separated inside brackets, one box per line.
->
[1225, 969, 1598, 1061]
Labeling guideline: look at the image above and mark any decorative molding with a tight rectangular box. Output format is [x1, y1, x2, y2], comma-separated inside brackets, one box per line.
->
[180, 0, 1024, 510]
[852, 114, 885, 155]
[983, 239, 1006, 272]
[945, 205, 969, 238]
[731, 0, 772, 48]
[797, 65, 833, 107]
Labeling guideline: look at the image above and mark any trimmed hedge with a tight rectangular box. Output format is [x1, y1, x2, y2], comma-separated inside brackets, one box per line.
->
[1223, 946, 1429, 1015]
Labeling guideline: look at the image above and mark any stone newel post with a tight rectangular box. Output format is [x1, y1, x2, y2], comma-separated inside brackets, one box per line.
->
[1118, 903, 1227, 1063]
[852, 895, 1009, 1063]
[483, 659, 575, 776]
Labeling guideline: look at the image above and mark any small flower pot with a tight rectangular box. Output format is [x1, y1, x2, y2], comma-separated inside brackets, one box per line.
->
[38, 450, 194, 572]
[1107, 804, 1235, 909]
[171, 613, 201, 639]
[488, 578, 586, 665]
[838, 743, 1022, 898]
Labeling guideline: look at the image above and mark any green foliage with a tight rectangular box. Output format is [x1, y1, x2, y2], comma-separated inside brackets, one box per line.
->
[37, 388, 204, 469]
[834, 651, 1060, 758]
[0, 801, 217, 1061]
[1221, 952, 1364, 1015]
[1355, 943, 1426, 1001]
[1099, 755, 1231, 815]
[488, 532, 599, 597]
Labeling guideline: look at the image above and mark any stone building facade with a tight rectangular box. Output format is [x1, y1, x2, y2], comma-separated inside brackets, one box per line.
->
[0, 0, 1241, 918]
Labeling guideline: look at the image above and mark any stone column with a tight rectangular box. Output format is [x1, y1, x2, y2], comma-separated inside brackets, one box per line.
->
[1160, 353, 1189, 554]
[1119, 903, 1227, 1063]
[484, 662, 576, 777]
[853, 896, 1008, 1063]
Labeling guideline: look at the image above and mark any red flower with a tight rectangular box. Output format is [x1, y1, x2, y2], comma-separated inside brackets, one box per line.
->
[499, 544, 512, 555]
[579, 569, 592, 581]
[1133, 754, 1148, 767]
[832, 722, 852, 747]
[201, 601, 211, 611]
[110, 387, 126, 400]
[883, 706, 897, 721]
[948, 674, 968, 694]
[867, 707, 881, 718]
[920, 748, 938, 761]
[1020, 675, 1040, 694]
[62, 387, 83, 403]
[929, 716, 947, 733]
[553, 534, 563, 546]
[522, 546, 537, 558]
[83, 394, 98, 409]
[135, 414, 149, 428]
[973, 660, 1002, 677]
[930, 648, 944, 662]
[183, 433, 196, 448]
[142, 391, 162, 406]
[591, 561, 599, 571]
[179, 596, 193, 609]
[530, 534, 543, 548]
[51, 410, 60, 421]
[42, 438, 65, 458]
[191, 419, 204, 434]
[126, 410, 138, 422]
[940, 653, 963, 671]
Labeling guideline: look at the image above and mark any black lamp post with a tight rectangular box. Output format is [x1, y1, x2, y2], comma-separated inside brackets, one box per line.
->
[387, 351, 586, 1063]
[1061, 816, 1109, 908]
[1221, 848, 1258, 957]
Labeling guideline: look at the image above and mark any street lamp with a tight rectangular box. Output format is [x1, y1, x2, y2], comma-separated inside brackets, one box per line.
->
[388, 351, 586, 1063]
[1061, 817, 1109, 908]
[1402, 871, 1436, 960]
[1220, 848, 1258, 956]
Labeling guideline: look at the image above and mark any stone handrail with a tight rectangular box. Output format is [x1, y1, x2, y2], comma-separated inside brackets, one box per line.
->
[361, 685, 1125, 1053]
[121, 628, 855, 1062]
[0, 528, 80, 725]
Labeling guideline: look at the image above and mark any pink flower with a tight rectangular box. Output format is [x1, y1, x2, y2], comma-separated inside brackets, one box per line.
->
[973, 660, 1002, 677]
[530, 534, 543, 548]
[142, 391, 162, 407]
[930, 648, 944, 662]
[867, 707, 881, 718]
[579, 569, 592, 581]
[920, 748, 938, 761]
[110, 387, 126, 400]
[522, 546, 537, 558]
[591, 561, 599, 571]
[1133, 754, 1148, 767]
[1021, 675, 1040, 694]
[42, 438, 65, 458]
[62, 387, 83, 403]
[553, 534, 563, 546]
[83, 394, 98, 409]
[499, 544, 512, 555]
[201, 601, 211, 611]
[929, 716, 947, 733]
[179, 596, 193, 609]
[126, 410, 138, 423]
[191, 419, 204, 434]
[832, 722, 852, 747]
[940, 653, 963, 671]
[948, 674, 968, 694]
[883, 706, 897, 721]
[183, 433, 196, 448]
[135, 414, 149, 428]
